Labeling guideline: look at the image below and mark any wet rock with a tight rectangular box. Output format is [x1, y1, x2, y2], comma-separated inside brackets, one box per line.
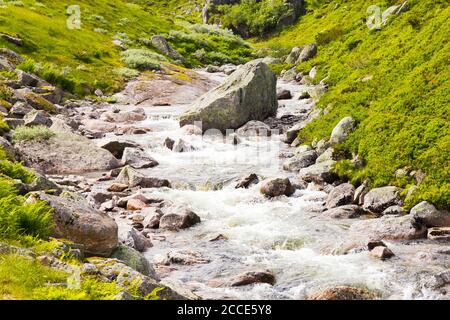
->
[230, 271, 276, 287]
[164, 137, 175, 150]
[382, 205, 404, 216]
[181, 124, 202, 136]
[411, 201, 450, 228]
[236, 120, 272, 137]
[143, 208, 164, 229]
[1, 34, 23, 46]
[298, 160, 338, 184]
[23, 110, 52, 127]
[330, 116, 356, 145]
[367, 240, 387, 251]
[115, 166, 143, 187]
[116, 126, 150, 135]
[99, 139, 139, 159]
[362, 186, 403, 214]
[298, 91, 311, 99]
[179, 59, 277, 133]
[427, 227, 450, 241]
[172, 139, 196, 153]
[111, 245, 155, 277]
[209, 234, 228, 242]
[307, 286, 376, 300]
[296, 43, 317, 63]
[27, 192, 118, 257]
[277, 89, 292, 100]
[100, 108, 146, 123]
[235, 173, 259, 189]
[349, 215, 427, 241]
[227, 133, 241, 145]
[370, 246, 395, 260]
[326, 183, 355, 209]
[121, 228, 152, 252]
[122, 147, 159, 169]
[324, 205, 366, 219]
[159, 206, 201, 231]
[260, 178, 295, 198]
[283, 150, 317, 172]
[165, 250, 210, 265]
[15, 129, 120, 174]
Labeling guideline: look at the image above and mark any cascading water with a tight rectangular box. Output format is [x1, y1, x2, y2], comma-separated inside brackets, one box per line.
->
[95, 71, 449, 300]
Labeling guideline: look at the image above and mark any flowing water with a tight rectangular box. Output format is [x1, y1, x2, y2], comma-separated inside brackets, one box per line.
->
[94, 71, 449, 300]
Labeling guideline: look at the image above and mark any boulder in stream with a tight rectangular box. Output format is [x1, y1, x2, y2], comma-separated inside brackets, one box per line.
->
[179, 59, 277, 133]
[260, 178, 295, 198]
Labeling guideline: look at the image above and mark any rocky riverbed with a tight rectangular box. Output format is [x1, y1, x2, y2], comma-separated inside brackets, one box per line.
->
[2, 52, 449, 300]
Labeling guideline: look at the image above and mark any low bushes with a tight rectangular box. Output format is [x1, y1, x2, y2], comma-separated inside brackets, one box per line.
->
[12, 126, 56, 143]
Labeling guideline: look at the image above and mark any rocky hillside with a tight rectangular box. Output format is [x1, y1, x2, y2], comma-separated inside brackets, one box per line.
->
[253, 0, 449, 210]
[0, 0, 253, 95]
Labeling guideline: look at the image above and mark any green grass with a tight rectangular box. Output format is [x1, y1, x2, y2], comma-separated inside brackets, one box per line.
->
[0, 0, 253, 96]
[12, 125, 55, 143]
[255, 0, 450, 209]
[0, 254, 127, 300]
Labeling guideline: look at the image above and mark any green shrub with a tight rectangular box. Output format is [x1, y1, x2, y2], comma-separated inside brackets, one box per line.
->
[121, 49, 165, 71]
[0, 116, 9, 135]
[0, 195, 54, 240]
[12, 126, 56, 143]
[114, 67, 140, 79]
[0, 160, 35, 183]
[0, 84, 13, 101]
[216, 0, 292, 37]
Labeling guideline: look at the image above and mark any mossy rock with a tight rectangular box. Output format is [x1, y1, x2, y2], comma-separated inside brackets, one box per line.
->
[111, 245, 153, 277]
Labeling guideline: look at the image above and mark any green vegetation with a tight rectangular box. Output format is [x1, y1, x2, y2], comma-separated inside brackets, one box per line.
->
[12, 125, 56, 143]
[0, 0, 253, 95]
[213, 0, 293, 37]
[255, 0, 449, 209]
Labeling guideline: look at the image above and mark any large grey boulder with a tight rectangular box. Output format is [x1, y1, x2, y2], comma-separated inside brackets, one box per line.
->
[411, 201, 450, 228]
[179, 59, 278, 133]
[362, 186, 403, 214]
[26, 192, 118, 257]
[15, 129, 120, 174]
[330, 117, 356, 145]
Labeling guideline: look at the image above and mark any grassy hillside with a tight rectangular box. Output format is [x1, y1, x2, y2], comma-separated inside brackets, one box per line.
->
[255, 0, 449, 209]
[0, 0, 253, 95]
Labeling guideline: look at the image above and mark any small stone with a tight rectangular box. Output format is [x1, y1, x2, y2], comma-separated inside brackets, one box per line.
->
[235, 174, 259, 189]
[367, 240, 387, 251]
[230, 271, 276, 287]
[107, 183, 128, 192]
[370, 246, 395, 260]
[127, 198, 148, 211]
